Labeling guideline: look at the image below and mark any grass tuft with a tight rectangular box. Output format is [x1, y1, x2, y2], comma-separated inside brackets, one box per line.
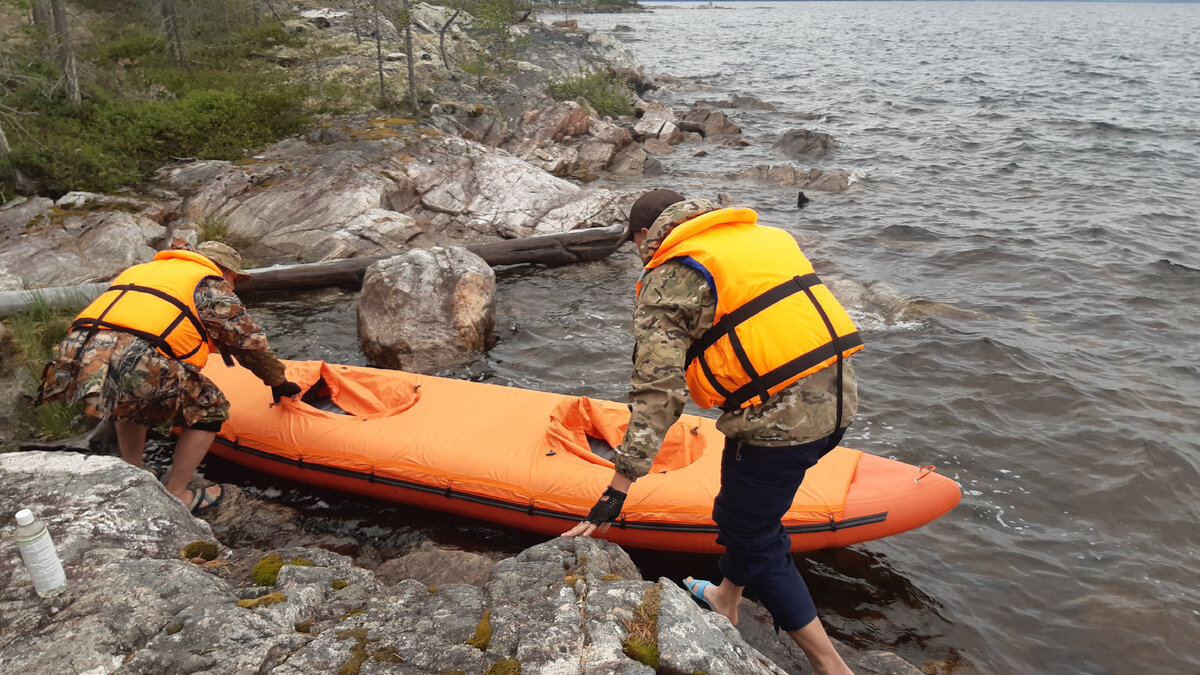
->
[548, 69, 635, 118]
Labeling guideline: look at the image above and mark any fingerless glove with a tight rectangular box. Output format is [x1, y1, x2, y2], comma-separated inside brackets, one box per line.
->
[271, 381, 301, 403]
[585, 486, 627, 525]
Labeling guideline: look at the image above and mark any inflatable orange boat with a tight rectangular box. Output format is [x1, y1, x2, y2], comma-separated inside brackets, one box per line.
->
[201, 357, 961, 554]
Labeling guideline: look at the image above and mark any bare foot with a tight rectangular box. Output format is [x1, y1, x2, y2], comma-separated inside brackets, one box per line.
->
[684, 576, 740, 627]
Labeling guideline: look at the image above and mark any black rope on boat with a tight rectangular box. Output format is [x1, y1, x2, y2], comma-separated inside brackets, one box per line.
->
[208, 436, 889, 535]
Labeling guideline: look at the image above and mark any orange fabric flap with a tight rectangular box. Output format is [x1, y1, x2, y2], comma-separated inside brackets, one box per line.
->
[283, 361, 420, 420]
[544, 396, 708, 472]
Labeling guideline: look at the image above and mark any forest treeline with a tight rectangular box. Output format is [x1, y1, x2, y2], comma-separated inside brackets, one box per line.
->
[0, 0, 637, 200]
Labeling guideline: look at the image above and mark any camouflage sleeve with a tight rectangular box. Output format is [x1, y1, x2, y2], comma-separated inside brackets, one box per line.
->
[195, 278, 287, 387]
[613, 262, 714, 481]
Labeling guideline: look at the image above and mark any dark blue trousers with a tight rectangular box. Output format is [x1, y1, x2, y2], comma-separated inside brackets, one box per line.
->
[712, 430, 843, 632]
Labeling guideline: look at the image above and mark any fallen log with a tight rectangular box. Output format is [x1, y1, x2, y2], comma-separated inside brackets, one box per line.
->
[237, 223, 625, 294]
[0, 225, 627, 317]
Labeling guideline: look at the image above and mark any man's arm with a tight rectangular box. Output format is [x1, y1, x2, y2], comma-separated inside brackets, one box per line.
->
[195, 278, 287, 387]
[563, 263, 713, 537]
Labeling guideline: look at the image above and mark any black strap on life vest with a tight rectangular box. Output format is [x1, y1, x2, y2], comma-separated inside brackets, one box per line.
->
[686, 273, 862, 413]
[70, 283, 211, 361]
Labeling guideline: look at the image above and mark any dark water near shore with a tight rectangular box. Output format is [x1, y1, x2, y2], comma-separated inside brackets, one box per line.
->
[224, 3, 1199, 673]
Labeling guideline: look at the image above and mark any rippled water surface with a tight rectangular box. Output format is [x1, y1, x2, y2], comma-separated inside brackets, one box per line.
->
[242, 3, 1200, 672]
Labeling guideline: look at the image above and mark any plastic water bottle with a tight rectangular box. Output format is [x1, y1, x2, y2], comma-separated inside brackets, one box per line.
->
[14, 508, 67, 598]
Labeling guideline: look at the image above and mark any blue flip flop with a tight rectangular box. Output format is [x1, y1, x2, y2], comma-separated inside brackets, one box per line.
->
[683, 578, 714, 610]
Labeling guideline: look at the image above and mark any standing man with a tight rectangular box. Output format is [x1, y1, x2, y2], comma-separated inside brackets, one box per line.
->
[563, 191, 862, 675]
[37, 241, 300, 514]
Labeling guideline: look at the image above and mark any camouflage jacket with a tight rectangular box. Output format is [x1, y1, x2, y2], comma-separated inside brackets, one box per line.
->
[612, 261, 858, 482]
[192, 276, 287, 383]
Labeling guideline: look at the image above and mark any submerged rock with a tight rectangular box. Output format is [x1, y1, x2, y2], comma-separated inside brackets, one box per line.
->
[773, 128, 838, 158]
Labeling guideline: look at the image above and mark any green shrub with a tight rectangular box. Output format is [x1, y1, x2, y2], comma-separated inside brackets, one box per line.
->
[195, 212, 229, 243]
[1, 3, 320, 199]
[548, 69, 635, 118]
[4, 85, 310, 196]
[100, 32, 163, 62]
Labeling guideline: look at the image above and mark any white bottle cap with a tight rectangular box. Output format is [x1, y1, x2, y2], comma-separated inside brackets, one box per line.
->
[15, 509, 34, 527]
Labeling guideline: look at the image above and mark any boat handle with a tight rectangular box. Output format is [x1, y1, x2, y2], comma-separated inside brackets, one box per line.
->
[915, 465, 937, 482]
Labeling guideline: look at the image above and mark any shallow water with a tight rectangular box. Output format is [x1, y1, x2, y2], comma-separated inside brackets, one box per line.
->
[231, 3, 1199, 672]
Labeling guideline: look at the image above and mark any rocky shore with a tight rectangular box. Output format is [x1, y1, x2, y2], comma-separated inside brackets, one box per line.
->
[0, 5, 921, 673]
[0, 451, 919, 674]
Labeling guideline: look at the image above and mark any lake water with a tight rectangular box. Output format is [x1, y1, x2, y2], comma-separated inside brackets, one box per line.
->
[244, 2, 1200, 672]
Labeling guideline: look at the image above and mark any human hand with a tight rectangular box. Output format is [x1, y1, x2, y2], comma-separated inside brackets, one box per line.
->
[561, 486, 627, 538]
[271, 381, 302, 403]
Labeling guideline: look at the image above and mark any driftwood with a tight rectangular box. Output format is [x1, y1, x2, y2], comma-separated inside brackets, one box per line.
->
[0, 225, 627, 317]
[238, 223, 625, 294]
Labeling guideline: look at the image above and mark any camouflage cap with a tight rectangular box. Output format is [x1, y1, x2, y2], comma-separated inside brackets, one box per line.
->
[196, 241, 250, 283]
[638, 198, 723, 263]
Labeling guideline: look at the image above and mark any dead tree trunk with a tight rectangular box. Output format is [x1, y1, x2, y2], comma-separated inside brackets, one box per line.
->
[160, 0, 186, 68]
[371, 0, 386, 103]
[235, 225, 627, 294]
[401, 0, 417, 111]
[438, 9, 460, 69]
[49, 0, 80, 104]
[30, 0, 51, 28]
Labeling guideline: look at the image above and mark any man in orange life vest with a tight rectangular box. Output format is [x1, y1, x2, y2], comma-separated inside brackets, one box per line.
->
[37, 241, 301, 514]
[563, 191, 861, 675]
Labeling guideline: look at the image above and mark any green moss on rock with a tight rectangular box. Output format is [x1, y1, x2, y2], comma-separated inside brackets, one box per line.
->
[295, 619, 314, 633]
[335, 627, 375, 675]
[183, 540, 219, 561]
[485, 658, 521, 674]
[332, 579, 349, 590]
[466, 608, 492, 650]
[237, 591, 288, 609]
[621, 585, 662, 669]
[165, 623, 184, 635]
[252, 555, 315, 586]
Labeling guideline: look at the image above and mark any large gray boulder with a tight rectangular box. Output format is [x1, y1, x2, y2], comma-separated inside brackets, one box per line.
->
[678, 107, 743, 138]
[356, 246, 495, 373]
[633, 101, 683, 144]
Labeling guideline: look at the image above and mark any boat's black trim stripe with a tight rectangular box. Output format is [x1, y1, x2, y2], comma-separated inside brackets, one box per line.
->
[213, 436, 888, 535]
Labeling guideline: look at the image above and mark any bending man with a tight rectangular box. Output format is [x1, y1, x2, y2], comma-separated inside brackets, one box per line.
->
[563, 191, 861, 675]
[38, 241, 300, 514]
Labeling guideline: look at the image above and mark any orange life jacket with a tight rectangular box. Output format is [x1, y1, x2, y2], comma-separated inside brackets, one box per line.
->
[72, 250, 224, 367]
[640, 208, 863, 411]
